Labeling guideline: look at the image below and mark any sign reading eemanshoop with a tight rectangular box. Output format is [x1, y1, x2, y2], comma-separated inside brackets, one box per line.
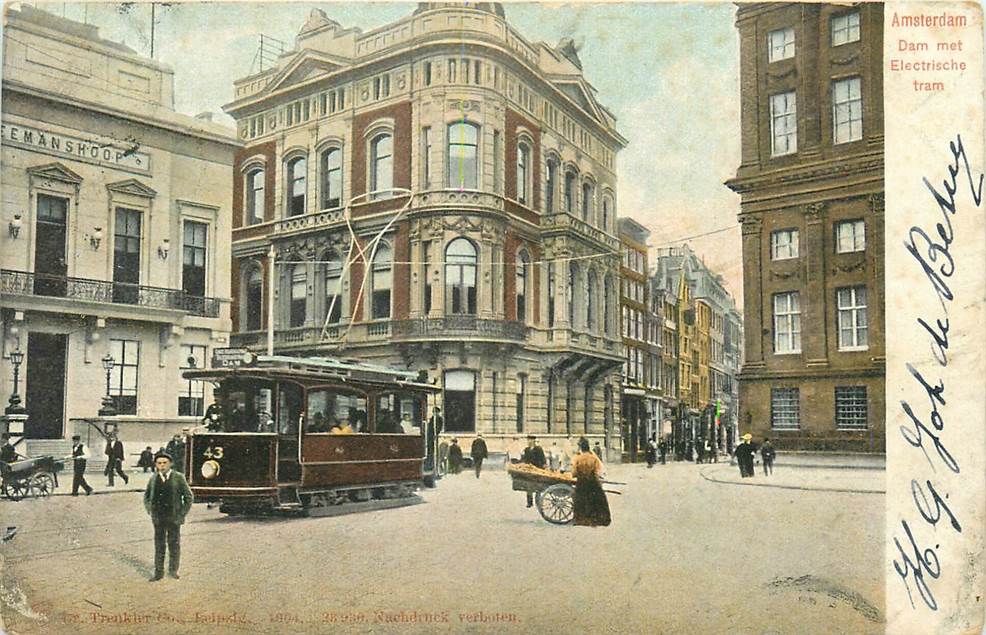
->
[0, 121, 151, 173]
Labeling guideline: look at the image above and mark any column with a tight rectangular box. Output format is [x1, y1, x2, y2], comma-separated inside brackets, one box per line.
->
[740, 215, 764, 366]
[804, 202, 829, 365]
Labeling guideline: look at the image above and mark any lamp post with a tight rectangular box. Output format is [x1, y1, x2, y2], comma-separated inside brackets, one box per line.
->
[5, 349, 26, 415]
[98, 354, 117, 417]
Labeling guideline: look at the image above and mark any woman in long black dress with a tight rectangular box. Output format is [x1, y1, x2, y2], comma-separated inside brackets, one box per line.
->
[571, 438, 611, 527]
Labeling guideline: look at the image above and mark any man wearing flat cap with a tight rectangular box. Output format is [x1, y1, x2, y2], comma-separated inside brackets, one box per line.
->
[70, 434, 93, 496]
[144, 450, 194, 581]
[520, 435, 547, 508]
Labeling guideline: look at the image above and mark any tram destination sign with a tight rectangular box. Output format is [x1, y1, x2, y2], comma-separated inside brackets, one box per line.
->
[211, 347, 253, 368]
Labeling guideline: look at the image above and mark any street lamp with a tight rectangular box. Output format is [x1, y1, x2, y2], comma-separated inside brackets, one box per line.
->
[5, 349, 26, 415]
[98, 354, 117, 417]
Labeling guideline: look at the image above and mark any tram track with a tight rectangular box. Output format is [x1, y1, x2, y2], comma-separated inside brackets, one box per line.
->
[0, 514, 290, 564]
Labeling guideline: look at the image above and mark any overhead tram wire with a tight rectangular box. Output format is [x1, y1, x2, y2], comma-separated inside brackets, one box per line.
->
[650, 224, 740, 248]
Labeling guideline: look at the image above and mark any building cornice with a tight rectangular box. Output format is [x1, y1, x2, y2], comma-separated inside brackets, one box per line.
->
[3, 80, 242, 150]
[224, 29, 626, 148]
[726, 151, 884, 195]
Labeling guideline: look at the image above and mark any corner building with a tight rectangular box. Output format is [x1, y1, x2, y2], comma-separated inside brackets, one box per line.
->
[226, 5, 627, 457]
[1, 7, 238, 450]
[727, 3, 885, 452]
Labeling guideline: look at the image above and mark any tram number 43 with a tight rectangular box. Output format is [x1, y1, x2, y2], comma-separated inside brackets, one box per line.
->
[203, 446, 224, 459]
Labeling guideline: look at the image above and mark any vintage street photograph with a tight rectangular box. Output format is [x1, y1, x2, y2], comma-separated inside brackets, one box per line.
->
[0, 1, 903, 633]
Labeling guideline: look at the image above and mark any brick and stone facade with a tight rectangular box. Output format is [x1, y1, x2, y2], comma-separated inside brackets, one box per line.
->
[225, 4, 628, 457]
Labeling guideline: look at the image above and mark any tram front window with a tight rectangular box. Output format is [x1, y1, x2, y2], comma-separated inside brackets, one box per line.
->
[376, 392, 423, 435]
[306, 389, 368, 434]
[224, 380, 274, 432]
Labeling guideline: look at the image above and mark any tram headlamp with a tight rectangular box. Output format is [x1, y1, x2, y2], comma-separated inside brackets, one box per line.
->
[201, 460, 221, 480]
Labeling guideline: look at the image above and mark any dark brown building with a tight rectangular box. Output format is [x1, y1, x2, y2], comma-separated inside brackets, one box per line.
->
[726, 3, 885, 452]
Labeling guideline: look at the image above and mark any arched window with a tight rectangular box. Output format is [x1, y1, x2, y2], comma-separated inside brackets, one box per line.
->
[564, 171, 577, 214]
[516, 142, 530, 205]
[516, 250, 530, 322]
[545, 159, 557, 213]
[447, 122, 478, 189]
[602, 195, 612, 232]
[586, 270, 597, 330]
[324, 251, 343, 324]
[371, 243, 392, 319]
[320, 148, 342, 210]
[245, 167, 265, 225]
[582, 181, 593, 222]
[245, 267, 262, 330]
[446, 238, 477, 315]
[286, 157, 306, 217]
[568, 261, 578, 326]
[289, 264, 307, 327]
[370, 133, 393, 200]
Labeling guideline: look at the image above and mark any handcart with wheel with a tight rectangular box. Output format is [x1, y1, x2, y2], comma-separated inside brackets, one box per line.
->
[0, 455, 65, 501]
[507, 464, 578, 525]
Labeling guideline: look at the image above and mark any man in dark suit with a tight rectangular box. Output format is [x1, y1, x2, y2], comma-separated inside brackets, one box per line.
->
[427, 407, 444, 479]
[165, 434, 186, 474]
[144, 451, 194, 581]
[470, 434, 488, 479]
[104, 433, 129, 486]
[521, 435, 546, 508]
[70, 434, 93, 496]
[1, 433, 20, 463]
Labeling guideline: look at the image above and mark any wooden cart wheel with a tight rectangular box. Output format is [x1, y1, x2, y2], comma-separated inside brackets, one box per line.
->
[30, 473, 55, 499]
[537, 483, 575, 525]
[5, 478, 29, 502]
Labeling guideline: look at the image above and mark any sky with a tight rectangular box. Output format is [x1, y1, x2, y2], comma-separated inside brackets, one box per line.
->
[23, 1, 744, 301]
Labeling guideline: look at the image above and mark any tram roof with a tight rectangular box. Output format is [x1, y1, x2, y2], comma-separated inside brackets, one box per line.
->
[182, 354, 439, 391]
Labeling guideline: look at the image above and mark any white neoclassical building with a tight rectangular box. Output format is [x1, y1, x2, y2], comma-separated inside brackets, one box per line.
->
[0, 6, 239, 452]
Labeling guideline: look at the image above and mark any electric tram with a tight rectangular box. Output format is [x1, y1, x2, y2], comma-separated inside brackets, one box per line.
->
[181, 350, 440, 515]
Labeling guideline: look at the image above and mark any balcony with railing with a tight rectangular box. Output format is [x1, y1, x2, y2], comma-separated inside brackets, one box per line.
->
[393, 316, 528, 341]
[542, 213, 619, 251]
[231, 320, 392, 350]
[0, 269, 220, 318]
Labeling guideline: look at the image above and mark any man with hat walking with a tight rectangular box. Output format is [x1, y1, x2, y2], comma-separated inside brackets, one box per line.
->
[470, 434, 488, 479]
[734, 434, 756, 478]
[520, 435, 547, 508]
[104, 433, 129, 486]
[144, 450, 194, 581]
[70, 435, 93, 496]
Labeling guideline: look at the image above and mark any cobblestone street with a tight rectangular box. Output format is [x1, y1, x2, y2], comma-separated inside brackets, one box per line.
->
[0, 461, 883, 635]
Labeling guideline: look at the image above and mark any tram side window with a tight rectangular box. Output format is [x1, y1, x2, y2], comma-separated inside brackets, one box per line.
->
[376, 392, 423, 434]
[278, 383, 304, 434]
[225, 381, 274, 432]
[306, 389, 368, 434]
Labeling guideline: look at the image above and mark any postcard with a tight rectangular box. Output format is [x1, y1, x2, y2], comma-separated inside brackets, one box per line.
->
[0, 1, 983, 634]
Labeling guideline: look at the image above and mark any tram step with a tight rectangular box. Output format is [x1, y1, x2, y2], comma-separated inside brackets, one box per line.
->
[306, 495, 423, 518]
[274, 502, 303, 510]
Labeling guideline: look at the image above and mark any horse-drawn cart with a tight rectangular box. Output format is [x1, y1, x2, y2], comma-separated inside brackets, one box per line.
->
[0, 456, 65, 501]
[507, 464, 577, 525]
